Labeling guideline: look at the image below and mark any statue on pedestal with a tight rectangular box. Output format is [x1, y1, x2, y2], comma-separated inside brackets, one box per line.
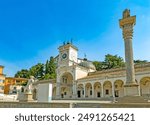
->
[18, 76, 37, 102]
[25, 76, 35, 94]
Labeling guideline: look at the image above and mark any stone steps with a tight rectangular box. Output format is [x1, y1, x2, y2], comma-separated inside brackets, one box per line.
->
[116, 96, 148, 103]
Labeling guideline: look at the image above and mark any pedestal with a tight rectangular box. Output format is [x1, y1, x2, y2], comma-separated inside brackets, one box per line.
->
[124, 84, 140, 96]
[24, 93, 33, 102]
[19, 92, 34, 102]
[117, 84, 148, 103]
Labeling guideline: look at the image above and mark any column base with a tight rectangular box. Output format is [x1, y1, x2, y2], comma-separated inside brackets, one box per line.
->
[124, 84, 140, 96]
[72, 94, 77, 99]
[55, 95, 61, 99]
[116, 84, 149, 103]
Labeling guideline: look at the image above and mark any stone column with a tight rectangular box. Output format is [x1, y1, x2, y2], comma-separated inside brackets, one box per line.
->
[101, 82, 104, 97]
[72, 82, 77, 98]
[112, 82, 115, 97]
[56, 82, 61, 99]
[119, 9, 140, 96]
[92, 83, 95, 98]
[83, 84, 86, 98]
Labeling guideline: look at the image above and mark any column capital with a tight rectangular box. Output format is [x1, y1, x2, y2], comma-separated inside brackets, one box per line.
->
[119, 9, 136, 40]
[122, 24, 133, 40]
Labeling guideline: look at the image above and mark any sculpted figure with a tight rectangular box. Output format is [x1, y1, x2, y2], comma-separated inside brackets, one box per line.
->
[25, 76, 35, 93]
[123, 9, 130, 18]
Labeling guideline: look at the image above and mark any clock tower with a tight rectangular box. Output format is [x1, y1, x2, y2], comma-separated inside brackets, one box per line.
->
[58, 42, 78, 67]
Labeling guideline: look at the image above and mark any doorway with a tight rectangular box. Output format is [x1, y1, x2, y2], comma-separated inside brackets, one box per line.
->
[115, 90, 119, 97]
[77, 90, 81, 98]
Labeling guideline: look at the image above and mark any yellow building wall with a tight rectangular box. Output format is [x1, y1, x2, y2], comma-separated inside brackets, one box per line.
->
[0, 67, 3, 74]
[4, 77, 28, 94]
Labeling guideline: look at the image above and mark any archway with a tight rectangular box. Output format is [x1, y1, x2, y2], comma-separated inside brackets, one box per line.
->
[60, 87, 72, 99]
[114, 80, 124, 97]
[103, 81, 112, 97]
[60, 72, 73, 84]
[77, 84, 84, 98]
[85, 83, 92, 98]
[140, 77, 150, 97]
[94, 82, 101, 98]
[60, 72, 73, 99]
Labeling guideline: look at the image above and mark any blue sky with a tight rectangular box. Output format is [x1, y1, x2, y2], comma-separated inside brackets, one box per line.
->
[0, 0, 150, 76]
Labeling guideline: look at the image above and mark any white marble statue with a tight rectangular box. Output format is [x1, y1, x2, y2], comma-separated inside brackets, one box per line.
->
[25, 76, 35, 93]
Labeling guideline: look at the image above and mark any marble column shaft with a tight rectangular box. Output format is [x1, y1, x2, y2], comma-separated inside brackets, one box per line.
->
[124, 36, 136, 84]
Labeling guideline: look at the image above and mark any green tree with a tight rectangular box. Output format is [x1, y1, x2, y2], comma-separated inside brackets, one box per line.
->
[45, 60, 49, 74]
[93, 54, 125, 71]
[14, 69, 29, 78]
[93, 61, 104, 71]
[134, 60, 148, 64]
[103, 54, 125, 69]
[44, 56, 56, 79]
[29, 63, 44, 79]
[14, 56, 56, 80]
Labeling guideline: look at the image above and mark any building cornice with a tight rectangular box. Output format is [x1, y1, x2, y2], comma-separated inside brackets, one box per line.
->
[77, 62, 150, 82]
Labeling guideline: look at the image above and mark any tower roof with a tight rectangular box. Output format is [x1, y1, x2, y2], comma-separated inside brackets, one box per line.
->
[58, 42, 78, 51]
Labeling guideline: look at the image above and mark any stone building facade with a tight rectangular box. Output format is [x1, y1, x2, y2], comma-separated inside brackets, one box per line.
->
[51, 43, 150, 100]
[34, 9, 150, 101]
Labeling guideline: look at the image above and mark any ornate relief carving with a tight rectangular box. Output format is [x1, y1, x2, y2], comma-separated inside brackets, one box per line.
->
[119, 9, 136, 40]
[119, 16, 136, 27]
[122, 24, 133, 39]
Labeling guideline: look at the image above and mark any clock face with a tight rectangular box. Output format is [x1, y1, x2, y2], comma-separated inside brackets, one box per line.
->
[62, 53, 67, 59]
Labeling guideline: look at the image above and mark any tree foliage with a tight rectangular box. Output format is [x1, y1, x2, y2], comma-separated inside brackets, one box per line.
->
[44, 56, 56, 79]
[14, 69, 29, 78]
[14, 56, 56, 80]
[93, 61, 104, 71]
[93, 54, 125, 71]
[93, 54, 149, 71]
[29, 63, 44, 79]
[134, 60, 148, 64]
[104, 54, 125, 69]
